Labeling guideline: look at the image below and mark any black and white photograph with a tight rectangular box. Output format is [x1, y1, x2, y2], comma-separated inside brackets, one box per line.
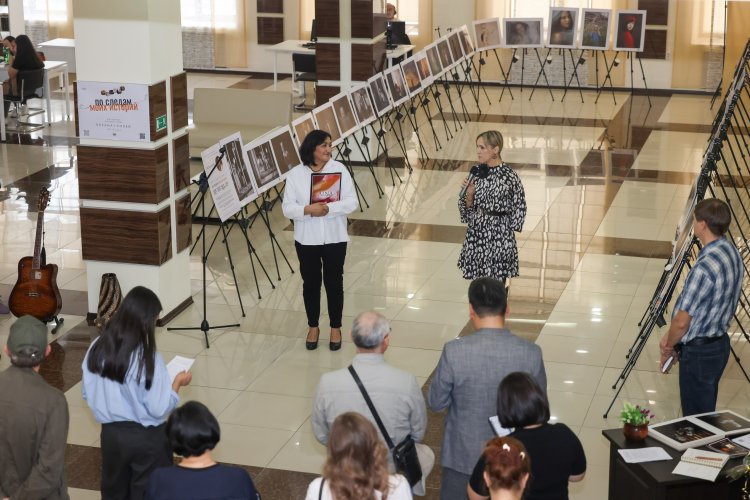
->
[268, 126, 302, 176]
[415, 52, 433, 86]
[696, 411, 750, 435]
[385, 66, 410, 106]
[367, 73, 392, 116]
[331, 92, 359, 138]
[437, 38, 454, 70]
[548, 8, 578, 48]
[447, 31, 464, 63]
[400, 58, 422, 96]
[426, 43, 444, 78]
[458, 24, 475, 57]
[312, 103, 343, 145]
[615, 10, 647, 51]
[220, 133, 256, 203]
[504, 18, 543, 48]
[349, 84, 376, 127]
[292, 113, 316, 146]
[244, 138, 281, 193]
[581, 9, 611, 50]
[473, 18, 502, 50]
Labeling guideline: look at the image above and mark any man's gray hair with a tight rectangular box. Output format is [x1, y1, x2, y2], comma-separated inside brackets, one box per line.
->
[351, 311, 390, 349]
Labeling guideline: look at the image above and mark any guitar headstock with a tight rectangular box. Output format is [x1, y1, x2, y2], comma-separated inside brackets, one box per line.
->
[38, 187, 50, 212]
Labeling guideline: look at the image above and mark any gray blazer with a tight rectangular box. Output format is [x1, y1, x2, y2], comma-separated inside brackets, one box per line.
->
[427, 328, 546, 475]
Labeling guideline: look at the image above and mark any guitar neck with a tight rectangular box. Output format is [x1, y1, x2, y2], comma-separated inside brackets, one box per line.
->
[32, 209, 45, 269]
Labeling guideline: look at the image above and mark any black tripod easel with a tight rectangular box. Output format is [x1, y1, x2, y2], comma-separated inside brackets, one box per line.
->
[168, 147, 240, 348]
[528, 48, 555, 101]
[627, 52, 652, 108]
[561, 49, 586, 103]
[595, 51, 619, 104]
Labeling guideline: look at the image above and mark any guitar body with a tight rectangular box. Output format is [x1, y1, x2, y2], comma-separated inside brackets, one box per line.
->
[9, 256, 62, 322]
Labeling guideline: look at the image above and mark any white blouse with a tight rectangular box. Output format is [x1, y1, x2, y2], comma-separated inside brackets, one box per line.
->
[281, 159, 358, 246]
[305, 474, 413, 500]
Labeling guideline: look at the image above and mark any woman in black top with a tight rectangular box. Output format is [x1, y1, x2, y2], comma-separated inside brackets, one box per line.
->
[3, 34, 44, 116]
[467, 372, 586, 500]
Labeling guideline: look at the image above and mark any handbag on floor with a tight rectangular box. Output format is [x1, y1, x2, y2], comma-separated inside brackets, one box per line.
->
[348, 365, 423, 487]
[95, 273, 122, 330]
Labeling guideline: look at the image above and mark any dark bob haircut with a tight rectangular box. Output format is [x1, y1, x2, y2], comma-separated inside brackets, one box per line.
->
[468, 277, 507, 318]
[497, 372, 550, 428]
[166, 401, 221, 458]
[299, 129, 332, 167]
[694, 198, 732, 237]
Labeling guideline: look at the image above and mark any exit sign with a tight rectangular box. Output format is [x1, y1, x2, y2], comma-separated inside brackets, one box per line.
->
[155, 114, 167, 132]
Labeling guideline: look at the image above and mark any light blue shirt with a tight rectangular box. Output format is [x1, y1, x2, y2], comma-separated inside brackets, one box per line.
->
[82, 338, 179, 427]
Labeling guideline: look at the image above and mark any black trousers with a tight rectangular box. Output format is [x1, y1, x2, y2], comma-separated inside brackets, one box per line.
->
[100, 421, 172, 500]
[295, 241, 347, 328]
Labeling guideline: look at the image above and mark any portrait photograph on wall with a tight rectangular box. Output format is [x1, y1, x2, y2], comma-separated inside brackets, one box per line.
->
[548, 8, 578, 48]
[473, 18, 502, 50]
[401, 58, 423, 96]
[349, 84, 376, 127]
[426, 43, 444, 78]
[244, 139, 281, 193]
[503, 18, 543, 48]
[291, 113, 316, 146]
[458, 24, 475, 57]
[580, 9, 611, 50]
[385, 66, 410, 106]
[414, 52, 433, 87]
[268, 126, 301, 176]
[312, 103, 343, 145]
[367, 73, 392, 117]
[331, 92, 359, 139]
[614, 10, 647, 51]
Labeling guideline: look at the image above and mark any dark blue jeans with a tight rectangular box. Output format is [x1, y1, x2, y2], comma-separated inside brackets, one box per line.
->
[679, 334, 730, 416]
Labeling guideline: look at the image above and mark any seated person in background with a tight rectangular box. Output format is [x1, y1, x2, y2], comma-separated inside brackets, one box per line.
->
[3, 34, 44, 117]
[468, 372, 586, 500]
[145, 401, 260, 499]
[481, 437, 531, 500]
[386, 2, 397, 21]
[2, 35, 16, 57]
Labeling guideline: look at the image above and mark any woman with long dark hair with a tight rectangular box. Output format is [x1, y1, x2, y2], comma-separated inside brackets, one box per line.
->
[3, 34, 43, 116]
[306, 412, 412, 499]
[82, 286, 192, 500]
[282, 129, 358, 351]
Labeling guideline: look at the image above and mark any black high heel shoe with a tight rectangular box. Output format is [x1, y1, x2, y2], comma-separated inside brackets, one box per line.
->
[329, 328, 342, 351]
[306, 328, 320, 350]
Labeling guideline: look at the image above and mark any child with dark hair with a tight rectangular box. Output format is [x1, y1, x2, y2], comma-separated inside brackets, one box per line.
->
[145, 401, 260, 499]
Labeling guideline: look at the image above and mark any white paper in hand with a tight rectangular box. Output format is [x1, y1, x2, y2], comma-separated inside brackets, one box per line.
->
[167, 355, 195, 383]
[489, 415, 513, 437]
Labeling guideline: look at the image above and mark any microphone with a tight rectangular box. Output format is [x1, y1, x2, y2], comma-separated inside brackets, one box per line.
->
[459, 163, 489, 198]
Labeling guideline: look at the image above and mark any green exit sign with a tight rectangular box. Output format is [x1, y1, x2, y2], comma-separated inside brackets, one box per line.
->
[155, 114, 167, 132]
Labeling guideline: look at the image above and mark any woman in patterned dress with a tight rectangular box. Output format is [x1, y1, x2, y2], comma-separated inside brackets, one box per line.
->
[458, 130, 527, 284]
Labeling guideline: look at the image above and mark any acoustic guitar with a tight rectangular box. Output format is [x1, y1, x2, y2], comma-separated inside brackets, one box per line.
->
[9, 187, 62, 322]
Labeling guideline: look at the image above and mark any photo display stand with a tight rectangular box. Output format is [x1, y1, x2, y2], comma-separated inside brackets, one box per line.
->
[528, 48, 555, 101]
[594, 50, 619, 105]
[560, 49, 587, 103]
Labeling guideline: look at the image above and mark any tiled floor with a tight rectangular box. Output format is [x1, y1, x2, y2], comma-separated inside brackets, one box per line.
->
[1, 73, 748, 499]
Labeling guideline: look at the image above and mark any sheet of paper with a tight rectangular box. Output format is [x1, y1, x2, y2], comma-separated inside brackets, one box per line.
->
[167, 355, 195, 383]
[618, 447, 672, 463]
[732, 433, 750, 448]
[489, 415, 513, 437]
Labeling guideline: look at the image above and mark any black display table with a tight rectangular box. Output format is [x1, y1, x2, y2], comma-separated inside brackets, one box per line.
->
[602, 428, 744, 500]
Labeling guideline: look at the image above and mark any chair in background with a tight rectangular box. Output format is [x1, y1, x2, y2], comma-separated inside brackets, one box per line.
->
[6, 68, 45, 132]
[292, 52, 317, 111]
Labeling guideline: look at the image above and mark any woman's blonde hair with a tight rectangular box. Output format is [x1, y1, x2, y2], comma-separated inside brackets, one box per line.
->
[323, 412, 391, 500]
[477, 130, 504, 153]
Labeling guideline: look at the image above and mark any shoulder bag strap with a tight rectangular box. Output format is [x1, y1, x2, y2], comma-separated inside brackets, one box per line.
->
[318, 477, 325, 500]
[348, 364, 396, 449]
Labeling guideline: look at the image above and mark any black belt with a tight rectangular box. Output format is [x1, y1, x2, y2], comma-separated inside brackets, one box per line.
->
[478, 208, 506, 217]
[682, 335, 725, 347]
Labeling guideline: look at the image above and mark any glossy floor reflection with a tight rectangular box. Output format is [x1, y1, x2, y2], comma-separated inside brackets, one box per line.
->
[1, 75, 747, 500]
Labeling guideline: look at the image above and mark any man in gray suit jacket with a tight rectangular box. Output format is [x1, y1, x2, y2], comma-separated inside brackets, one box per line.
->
[428, 278, 546, 500]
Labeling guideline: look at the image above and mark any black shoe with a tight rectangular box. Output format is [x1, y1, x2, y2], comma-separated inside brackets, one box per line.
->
[306, 328, 320, 350]
[329, 329, 342, 351]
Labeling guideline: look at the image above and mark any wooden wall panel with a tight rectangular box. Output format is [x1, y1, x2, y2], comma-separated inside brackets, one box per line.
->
[258, 0, 283, 14]
[316, 86, 340, 105]
[639, 30, 667, 59]
[78, 145, 170, 204]
[351, 0, 373, 38]
[257, 17, 284, 45]
[638, 0, 668, 25]
[80, 207, 172, 265]
[170, 72, 188, 131]
[175, 193, 192, 254]
[315, 0, 340, 38]
[351, 39, 387, 81]
[149, 81, 167, 141]
[173, 135, 190, 192]
[316, 43, 341, 80]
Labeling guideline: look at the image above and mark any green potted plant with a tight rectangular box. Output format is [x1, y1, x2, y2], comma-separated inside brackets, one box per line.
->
[620, 402, 653, 442]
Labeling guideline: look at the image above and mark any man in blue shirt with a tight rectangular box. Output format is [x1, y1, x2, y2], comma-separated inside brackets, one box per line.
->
[660, 198, 743, 416]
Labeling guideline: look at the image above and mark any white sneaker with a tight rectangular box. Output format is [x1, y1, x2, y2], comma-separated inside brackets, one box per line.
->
[7, 109, 17, 118]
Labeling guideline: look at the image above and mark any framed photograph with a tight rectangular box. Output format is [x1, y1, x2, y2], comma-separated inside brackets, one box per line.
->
[349, 84, 377, 127]
[385, 65, 410, 107]
[580, 9, 611, 50]
[473, 18, 502, 51]
[426, 43, 445, 79]
[614, 10, 646, 52]
[447, 31, 465, 64]
[458, 24, 476, 57]
[312, 102, 343, 146]
[548, 8, 578, 48]
[268, 125, 302, 177]
[243, 137, 281, 194]
[414, 52, 433, 87]
[310, 172, 342, 204]
[220, 132, 257, 204]
[331, 92, 359, 139]
[400, 57, 423, 97]
[200, 141, 245, 222]
[291, 112, 316, 146]
[694, 411, 750, 435]
[503, 18, 543, 48]
[437, 38, 454, 70]
[367, 73, 392, 117]
[650, 418, 719, 451]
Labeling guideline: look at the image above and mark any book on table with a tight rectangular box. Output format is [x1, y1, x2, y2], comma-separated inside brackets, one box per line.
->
[649, 410, 750, 451]
[672, 448, 730, 482]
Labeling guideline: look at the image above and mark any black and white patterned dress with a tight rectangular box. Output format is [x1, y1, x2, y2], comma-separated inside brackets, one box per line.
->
[457, 163, 527, 281]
